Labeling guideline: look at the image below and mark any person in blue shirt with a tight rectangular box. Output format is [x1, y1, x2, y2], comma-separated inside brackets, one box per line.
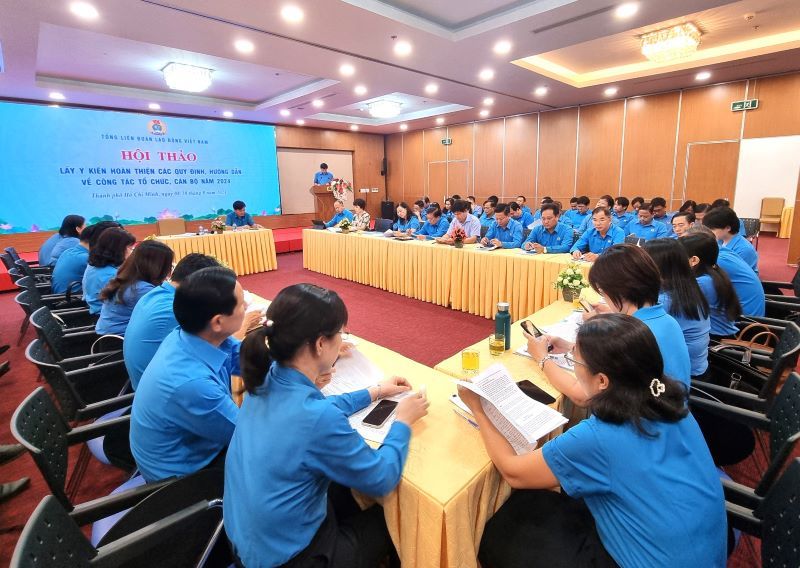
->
[643, 239, 711, 378]
[529, 197, 554, 226]
[670, 211, 695, 239]
[325, 200, 354, 228]
[313, 162, 334, 185]
[680, 233, 743, 340]
[479, 201, 496, 227]
[46, 215, 87, 266]
[226, 200, 258, 228]
[611, 196, 634, 231]
[577, 195, 614, 235]
[650, 196, 674, 229]
[415, 207, 450, 239]
[522, 203, 573, 253]
[468, 195, 482, 217]
[515, 195, 532, 215]
[95, 240, 174, 336]
[562, 196, 590, 228]
[508, 202, 534, 229]
[481, 204, 523, 249]
[50, 224, 96, 294]
[39, 214, 85, 266]
[715, 246, 765, 316]
[392, 202, 420, 234]
[467, 314, 725, 568]
[130, 266, 246, 482]
[442, 198, 455, 222]
[82, 227, 136, 314]
[225, 283, 429, 567]
[709, 198, 747, 234]
[412, 199, 427, 226]
[627, 202, 670, 241]
[703, 206, 759, 274]
[570, 207, 625, 261]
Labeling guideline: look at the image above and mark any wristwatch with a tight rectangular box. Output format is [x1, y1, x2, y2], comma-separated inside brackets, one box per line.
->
[542, 246, 547, 254]
[538, 355, 552, 371]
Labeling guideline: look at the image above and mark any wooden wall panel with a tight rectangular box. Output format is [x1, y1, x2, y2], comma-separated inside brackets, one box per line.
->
[447, 123, 473, 162]
[576, 101, 624, 198]
[473, 119, 505, 199]
[503, 114, 537, 200]
[447, 161, 470, 200]
[621, 92, 680, 200]
[385, 134, 403, 205]
[423, 127, 447, 201]
[684, 141, 740, 205]
[744, 74, 800, 139]
[538, 108, 578, 198]
[427, 163, 447, 206]
[402, 130, 424, 204]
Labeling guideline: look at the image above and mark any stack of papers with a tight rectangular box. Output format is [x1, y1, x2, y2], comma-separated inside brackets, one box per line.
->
[476, 244, 499, 251]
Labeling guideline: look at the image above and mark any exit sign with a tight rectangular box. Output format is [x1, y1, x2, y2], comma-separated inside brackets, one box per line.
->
[441, 138, 453, 145]
[731, 99, 759, 111]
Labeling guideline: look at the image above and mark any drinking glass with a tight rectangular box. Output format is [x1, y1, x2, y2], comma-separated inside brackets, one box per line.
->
[461, 349, 480, 374]
[489, 334, 505, 356]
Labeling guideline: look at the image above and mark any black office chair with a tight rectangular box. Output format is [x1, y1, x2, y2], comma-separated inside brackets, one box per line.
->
[764, 297, 800, 322]
[522, 228, 531, 241]
[761, 265, 800, 296]
[16, 275, 86, 310]
[15, 290, 95, 344]
[480, 225, 489, 239]
[1, 251, 17, 272]
[16, 257, 52, 282]
[373, 218, 393, 232]
[30, 305, 122, 361]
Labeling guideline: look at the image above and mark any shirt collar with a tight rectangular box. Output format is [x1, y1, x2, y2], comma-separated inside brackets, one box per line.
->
[177, 329, 231, 373]
[632, 304, 665, 321]
[261, 363, 320, 396]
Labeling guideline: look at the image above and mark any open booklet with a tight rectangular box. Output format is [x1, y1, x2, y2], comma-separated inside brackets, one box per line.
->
[476, 243, 499, 251]
[454, 364, 567, 455]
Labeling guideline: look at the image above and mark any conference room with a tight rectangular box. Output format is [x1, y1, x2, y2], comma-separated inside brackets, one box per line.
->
[1, 0, 800, 566]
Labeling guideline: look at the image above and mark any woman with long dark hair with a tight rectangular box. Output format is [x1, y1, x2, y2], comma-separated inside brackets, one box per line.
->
[42, 214, 85, 266]
[83, 227, 136, 314]
[470, 314, 726, 567]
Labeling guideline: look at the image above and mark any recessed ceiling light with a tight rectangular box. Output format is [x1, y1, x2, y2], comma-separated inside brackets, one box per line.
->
[604, 86, 619, 97]
[49, 104, 60, 108]
[70, 2, 99, 20]
[483, 97, 494, 106]
[281, 5, 304, 23]
[311, 99, 324, 108]
[222, 111, 234, 118]
[480, 109, 489, 117]
[425, 83, 438, 95]
[354, 85, 367, 96]
[339, 63, 355, 76]
[350, 125, 359, 131]
[479, 68, 495, 81]
[695, 71, 712, 81]
[614, 3, 639, 19]
[296, 119, 305, 125]
[148, 103, 161, 110]
[400, 123, 408, 131]
[280, 109, 291, 117]
[234, 39, 255, 54]
[394, 40, 412, 57]
[49, 92, 65, 100]
[534, 86, 548, 96]
[493, 40, 512, 55]
[436, 117, 445, 125]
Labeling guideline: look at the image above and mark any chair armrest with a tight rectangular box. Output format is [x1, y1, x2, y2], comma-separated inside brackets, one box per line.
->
[70, 478, 174, 526]
[688, 395, 771, 431]
[75, 393, 134, 421]
[690, 379, 766, 412]
[726, 502, 762, 536]
[57, 351, 124, 370]
[67, 415, 130, 445]
[765, 294, 800, 303]
[722, 478, 762, 511]
[65, 360, 130, 404]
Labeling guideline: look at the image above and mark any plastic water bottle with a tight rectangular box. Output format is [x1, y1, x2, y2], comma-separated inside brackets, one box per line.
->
[495, 302, 511, 350]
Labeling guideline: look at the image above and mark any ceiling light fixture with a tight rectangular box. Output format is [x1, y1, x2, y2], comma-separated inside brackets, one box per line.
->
[70, 2, 99, 20]
[49, 104, 60, 108]
[280, 109, 291, 117]
[640, 22, 701, 63]
[296, 119, 305, 125]
[604, 86, 619, 97]
[339, 63, 355, 76]
[394, 40, 412, 57]
[436, 117, 445, 125]
[479, 68, 495, 81]
[695, 70, 712, 81]
[162, 62, 213, 93]
[483, 97, 494, 106]
[350, 125, 359, 131]
[49, 92, 65, 100]
[614, 3, 639, 19]
[354, 85, 368, 96]
[480, 109, 489, 117]
[234, 39, 255, 54]
[368, 100, 402, 118]
[148, 103, 161, 110]
[222, 111, 234, 118]
[281, 5, 304, 23]
[400, 123, 408, 131]
[425, 83, 438, 95]
[534, 86, 548, 96]
[311, 99, 324, 108]
[493, 40, 512, 55]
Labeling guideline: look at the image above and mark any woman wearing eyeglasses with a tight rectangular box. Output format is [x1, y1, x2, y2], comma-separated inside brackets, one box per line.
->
[461, 314, 727, 568]
[225, 283, 429, 568]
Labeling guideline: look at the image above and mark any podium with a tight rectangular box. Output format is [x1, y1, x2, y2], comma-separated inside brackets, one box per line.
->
[311, 184, 335, 222]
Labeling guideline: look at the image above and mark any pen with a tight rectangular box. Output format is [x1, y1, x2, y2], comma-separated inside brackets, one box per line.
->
[452, 408, 479, 430]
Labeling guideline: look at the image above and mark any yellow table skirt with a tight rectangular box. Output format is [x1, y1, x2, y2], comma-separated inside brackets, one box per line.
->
[779, 206, 794, 239]
[303, 229, 589, 320]
[157, 228, 277, 276]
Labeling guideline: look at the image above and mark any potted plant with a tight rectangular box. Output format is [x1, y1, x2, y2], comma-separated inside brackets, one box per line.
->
[210, 219, 225, 234]
[452, 227, 467, 248]
[554, 263, 588, 303]
[339, 218, 352, 234]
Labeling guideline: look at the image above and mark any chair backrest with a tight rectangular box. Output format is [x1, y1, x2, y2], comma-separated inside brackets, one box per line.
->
[522, 228, 531, 240]
[760, 197, 785, 218]
[5, 246, 21, 262]
[756, 373, 800, 495]
[756, 458, 800, 566]
[740, 218, 761, 238]
[30, 306, 70, 360]
[156, 218, 186, 236]
[480, 225, 489, 238]
[8, 267, 23, 283]
[1, 251, 16, 271]
[15, 275, 40, 295]
[373, 218, 393, 232]
[762, 321, 800, 398]
[11, 388, 73, 508]
[10, 495, 96, 568]
[25, 339, 84, 420]
[15, 289, 43, 317]
[16, 258, 35, 278]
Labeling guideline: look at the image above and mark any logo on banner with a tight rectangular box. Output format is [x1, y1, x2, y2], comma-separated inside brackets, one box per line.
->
[148, 119, 167, 136]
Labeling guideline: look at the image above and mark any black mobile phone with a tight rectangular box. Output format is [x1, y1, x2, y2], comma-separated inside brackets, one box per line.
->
[578, 299, 593, 312]
[517, 380, 557, 405]
[521, 320, 543, 338]
[362, 400, 399, 428]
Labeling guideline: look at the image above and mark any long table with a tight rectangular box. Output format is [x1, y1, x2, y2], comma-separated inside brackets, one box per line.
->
[303, 229, 589, 321]
[156, 228, 277, 276]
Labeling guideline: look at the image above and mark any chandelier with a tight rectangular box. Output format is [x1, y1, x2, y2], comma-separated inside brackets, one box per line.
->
[367, 100, 402, 118]
[640, 23, 701, 63]
[162, 62, 214, 93]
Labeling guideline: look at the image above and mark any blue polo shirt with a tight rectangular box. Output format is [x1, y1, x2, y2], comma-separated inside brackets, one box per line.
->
[522, 205, 532, 215]
[562, 210, 589, 229]
[633, 304, 691, 386]
[47, 236, 80, 266]
[50, 244, 88, 294]
[611, 211, 634, 231]
[627, 220, 669, 241]
[659, 292, 710, 377]
[417, 217, 449, 238]
[485, 218, 523, 248]
[696, 275, 738, 337]
[130, 328, 241, 482]
[542, 414, 726, 568]
[325, 210, 354, 228]
[513, 210, 535, 229]
[82, 265, 118, 314]
[721, 234, 759, 274]
[717, 248, 765, 316]
[96, 280, 155, 336]
[39, 233, 63, 266]
[224, 364, 410, 567]
[392, 216, 420, 232]
[479, 212, 495, 227]
[226, 212, 254, 227]
[570, 226, 625, 255]
[123, 282, 178, 390]
[313, 171, 334, 185]
[523, 222, 573, 253]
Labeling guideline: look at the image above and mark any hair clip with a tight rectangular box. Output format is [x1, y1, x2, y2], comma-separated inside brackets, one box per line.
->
[649, 378, 666, 398]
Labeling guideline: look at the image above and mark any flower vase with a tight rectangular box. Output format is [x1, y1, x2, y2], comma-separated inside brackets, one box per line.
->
[454, 240, 464, 249]
[214, 229, 223, 235]
[561, 288, 578, 302]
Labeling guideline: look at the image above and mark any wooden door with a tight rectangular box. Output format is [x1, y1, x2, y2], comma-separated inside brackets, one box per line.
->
[683, 141, 740, 205]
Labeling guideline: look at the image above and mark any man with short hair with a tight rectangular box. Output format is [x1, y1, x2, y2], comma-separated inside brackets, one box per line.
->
[671, 212, 695, 238]
[522, 203, 573, 253]
[650, 197, 673, 227]
[481, 204, 523, 249]
[703, 206, 759, 274]
[437, 200, 481, 244]
[313, 163, 334, 185]
[324, 200, 354, 228]
[612, 197, 634, 231]
[416, 207, 450, 239]
[479, 201, 496, 227]
[226, 200, 255, 228]
[627, 203, 669, 242]
[568, 197, 578, 211]
[509, 202, 534, 229]
[531, 196, 554, 224]
[570, 207, 625, 261]
[516, 195, 531, 215]
[562, 196, 591, 228]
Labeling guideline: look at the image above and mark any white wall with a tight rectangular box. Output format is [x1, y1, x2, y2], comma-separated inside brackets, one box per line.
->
[277, 149, 354, 214]
[734, 136, 800, 221]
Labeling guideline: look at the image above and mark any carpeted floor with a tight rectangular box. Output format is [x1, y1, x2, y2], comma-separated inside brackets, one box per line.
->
[0, 236, 791, 566]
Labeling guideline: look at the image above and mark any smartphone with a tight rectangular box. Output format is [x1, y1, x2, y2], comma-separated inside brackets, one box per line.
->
[578, 299, 593, 312]
[517, 380, 557, 405]
[521, 320, 543, 338]
[362, 400, 399, 428]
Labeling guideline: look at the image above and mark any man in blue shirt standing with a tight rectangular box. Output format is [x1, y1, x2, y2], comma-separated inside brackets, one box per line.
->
[325, 200, 354, 228]
[523, 203, 573, 253]
[313, 163, 334, 185]
[415, 207, 450, 239]
[481, 204, 523, 249]
[628, 203, 669, 241]
[570, 207, 625, 261]
[226, 200, 256, 228]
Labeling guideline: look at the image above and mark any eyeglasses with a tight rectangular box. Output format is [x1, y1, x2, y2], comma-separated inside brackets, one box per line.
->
[563, 350, 589, 369]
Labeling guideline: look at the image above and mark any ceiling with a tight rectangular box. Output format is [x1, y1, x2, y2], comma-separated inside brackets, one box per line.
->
[1, 0, 799, 134]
